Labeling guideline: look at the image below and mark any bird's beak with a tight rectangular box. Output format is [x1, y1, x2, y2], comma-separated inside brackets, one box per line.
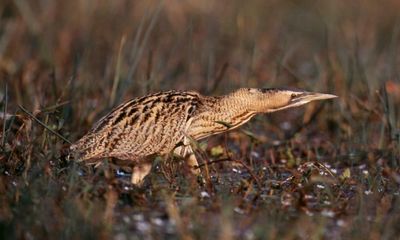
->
[266, 91, 337, 113]
[291, 92, 337, 105]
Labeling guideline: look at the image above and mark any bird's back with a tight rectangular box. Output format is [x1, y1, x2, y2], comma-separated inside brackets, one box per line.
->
[70, 90, 201, 162]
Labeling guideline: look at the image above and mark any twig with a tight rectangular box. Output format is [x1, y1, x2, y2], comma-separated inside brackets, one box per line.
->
[195, 157, 262, 189]
[40, 101, 70, 113]
[381, 83, 393, 141]
[18, 105, 72, 144]
[110, 35, 126, 107]
[314, 162, 336, 178]
[127, 2, 163, 83]
[195, 158, 233, 168]
[206, 62, 229, 94]
[13, 0, 40, 33]
[212, 62, 228, 92]
[235, 158, 263, 189]
[2, 83, 7, 147]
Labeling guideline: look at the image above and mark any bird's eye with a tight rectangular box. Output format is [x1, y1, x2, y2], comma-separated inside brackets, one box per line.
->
[291, 93, 297, 98]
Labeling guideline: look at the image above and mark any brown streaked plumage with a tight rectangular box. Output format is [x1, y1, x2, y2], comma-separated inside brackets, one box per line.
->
[70, 88, 337, 184]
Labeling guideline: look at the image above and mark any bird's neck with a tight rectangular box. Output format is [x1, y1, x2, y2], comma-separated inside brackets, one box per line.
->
[187, 95, 257, 140]
[217, 95, 257, 126]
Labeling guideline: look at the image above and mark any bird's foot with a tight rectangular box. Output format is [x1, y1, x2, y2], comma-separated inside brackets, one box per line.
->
[131, 163, 152, 186]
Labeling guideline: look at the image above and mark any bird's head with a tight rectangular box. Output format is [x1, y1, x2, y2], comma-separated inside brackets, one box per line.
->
[231, 88, 337, 113]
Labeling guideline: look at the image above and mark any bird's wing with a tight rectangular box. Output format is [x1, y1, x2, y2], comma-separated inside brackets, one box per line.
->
[71, 91, 201, 161]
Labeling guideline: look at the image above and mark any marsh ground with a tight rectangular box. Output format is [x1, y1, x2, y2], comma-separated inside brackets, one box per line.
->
[1, 0, 400, 239]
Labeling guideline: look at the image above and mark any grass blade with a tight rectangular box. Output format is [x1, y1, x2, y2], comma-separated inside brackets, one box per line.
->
[18, 105, 72, 144]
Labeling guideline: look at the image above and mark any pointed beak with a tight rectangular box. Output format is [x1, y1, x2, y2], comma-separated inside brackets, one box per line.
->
[266, 91, 338, 113]
[292, 92, 338, 104]
[305, 92, 338, 101]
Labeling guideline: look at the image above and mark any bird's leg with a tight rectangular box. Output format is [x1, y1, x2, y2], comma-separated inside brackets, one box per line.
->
[131, 163, 152, 185]
[185, 146, 201, 175]
[174, 145, 200, 175]
[174, 145, 204, 185]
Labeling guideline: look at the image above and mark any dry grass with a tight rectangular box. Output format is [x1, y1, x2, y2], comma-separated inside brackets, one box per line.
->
[1, 0, 400, 239]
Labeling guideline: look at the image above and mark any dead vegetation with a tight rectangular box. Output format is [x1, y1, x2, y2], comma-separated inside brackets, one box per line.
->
[1, 0, 400, 239]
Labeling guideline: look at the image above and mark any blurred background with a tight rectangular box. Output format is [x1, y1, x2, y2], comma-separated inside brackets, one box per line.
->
[1, 0, 399, 142]
[1, 0, 399, 239]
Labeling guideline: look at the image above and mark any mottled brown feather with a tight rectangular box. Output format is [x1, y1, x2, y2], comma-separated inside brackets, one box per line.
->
[71, 90, 203, 161]
[70, 88, 337, 165]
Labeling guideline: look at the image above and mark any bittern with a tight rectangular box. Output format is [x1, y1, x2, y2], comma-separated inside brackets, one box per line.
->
[70, 88, 336, 184]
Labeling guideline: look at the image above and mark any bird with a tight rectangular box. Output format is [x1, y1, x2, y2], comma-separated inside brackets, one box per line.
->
[70, 88, 337, 185]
